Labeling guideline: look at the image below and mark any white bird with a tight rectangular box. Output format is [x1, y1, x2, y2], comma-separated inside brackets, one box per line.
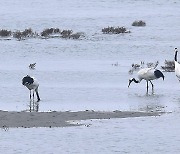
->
[174, 48, 180, 81]
[128, 67, 164, 92]
[22, 75, 40, 102]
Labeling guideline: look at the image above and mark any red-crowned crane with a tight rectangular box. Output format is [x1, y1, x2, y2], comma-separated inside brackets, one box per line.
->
[174, 48, 180, 81]
[22, 75, 40, 102]
[128, 67, 164, 92]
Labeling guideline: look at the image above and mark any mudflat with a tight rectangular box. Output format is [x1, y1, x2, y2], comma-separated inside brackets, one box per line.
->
[0, 110, 162, 128]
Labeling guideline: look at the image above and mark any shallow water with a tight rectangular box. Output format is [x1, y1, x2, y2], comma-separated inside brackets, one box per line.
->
[1, 113, 180, 154]
[0, 0, 180, 153]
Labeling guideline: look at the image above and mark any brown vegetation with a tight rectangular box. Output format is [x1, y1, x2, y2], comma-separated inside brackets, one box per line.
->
[102, 26, 130, 34]
[41, 28, 60, 37]
[161, 60, 175, 72]
[0, 29, 12, 37]
[132, 20, 146, 27]
[13, 28, 37, 40]
[0, 28, 84, 40]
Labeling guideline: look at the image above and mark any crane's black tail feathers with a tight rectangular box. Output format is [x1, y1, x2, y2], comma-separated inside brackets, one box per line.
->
[154, 70, 164, 80]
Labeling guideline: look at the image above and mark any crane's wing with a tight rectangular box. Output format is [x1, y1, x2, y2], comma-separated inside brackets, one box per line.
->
[175, 61, 180, 80]
[137, 68, 155, 80]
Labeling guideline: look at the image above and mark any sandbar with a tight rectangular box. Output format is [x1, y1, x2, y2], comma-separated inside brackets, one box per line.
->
[0, 110, 162, 128]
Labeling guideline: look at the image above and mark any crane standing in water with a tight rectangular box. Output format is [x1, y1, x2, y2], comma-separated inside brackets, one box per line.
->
[128, 67, 164, 93]
[174, 48, 180, 81]
[22, 75, 40, 111]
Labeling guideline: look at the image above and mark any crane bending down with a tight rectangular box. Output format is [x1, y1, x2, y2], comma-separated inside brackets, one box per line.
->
[174, 48, 180, 81]
[128, 67, 164, 92]
[22, 75, 40, 102]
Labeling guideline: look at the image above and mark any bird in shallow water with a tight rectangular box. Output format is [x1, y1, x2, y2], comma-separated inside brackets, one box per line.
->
[22, 75, 40, 102]
[174, 48, 180, 81]
[128, 67, 164, 92]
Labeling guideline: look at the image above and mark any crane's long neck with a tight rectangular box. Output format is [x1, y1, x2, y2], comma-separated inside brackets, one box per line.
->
[175, 49, 178, 62]
[128, 78, 140, 87]
[132, 78, 140, 83]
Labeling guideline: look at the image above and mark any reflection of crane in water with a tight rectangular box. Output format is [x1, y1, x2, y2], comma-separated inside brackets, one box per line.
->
[22, 75, 40, 111]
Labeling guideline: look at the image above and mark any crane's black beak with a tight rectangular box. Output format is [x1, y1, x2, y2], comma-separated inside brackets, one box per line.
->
[162, 76, 165, 80]
[128, 79, 133, 88]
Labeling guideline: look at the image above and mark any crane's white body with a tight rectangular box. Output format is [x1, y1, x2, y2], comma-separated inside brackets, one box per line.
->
[174, 48, 180, 81]
[137, 68, 157, 82]
[24, 77, 39, 91]
[175, 61, 180, 81]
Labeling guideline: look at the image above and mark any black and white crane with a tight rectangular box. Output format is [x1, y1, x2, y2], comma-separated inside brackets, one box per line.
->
[22, 75, 40, 102]
[174, 48, 180, 81]
[128, 67, 164, 92]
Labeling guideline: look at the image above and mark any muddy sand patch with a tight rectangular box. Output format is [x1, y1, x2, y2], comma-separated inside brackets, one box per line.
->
[0, 110, 163, 128]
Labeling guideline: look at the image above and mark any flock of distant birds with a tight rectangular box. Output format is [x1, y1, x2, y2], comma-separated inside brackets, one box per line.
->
[22, 48, 180, 111]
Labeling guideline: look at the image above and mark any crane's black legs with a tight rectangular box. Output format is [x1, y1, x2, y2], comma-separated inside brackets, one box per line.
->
[29, 90, 34, 112]
[146, 80, 154, 94]
[30, 90, 31, 100]
[146, 81, 149, 93]
[33, 91, 35, 110]
[149, 80, 154, 90]
[29, 89, 39, 112]
[150, 80, 154, 94]
[29, 90, 32, 112]
[35, 88, 40, 102]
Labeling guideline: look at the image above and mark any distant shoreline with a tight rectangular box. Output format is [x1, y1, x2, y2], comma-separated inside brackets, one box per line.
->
[0, 110, 163, 129]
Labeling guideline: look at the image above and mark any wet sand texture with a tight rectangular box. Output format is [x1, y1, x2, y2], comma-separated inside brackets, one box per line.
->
[0, 110, 162, 128]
